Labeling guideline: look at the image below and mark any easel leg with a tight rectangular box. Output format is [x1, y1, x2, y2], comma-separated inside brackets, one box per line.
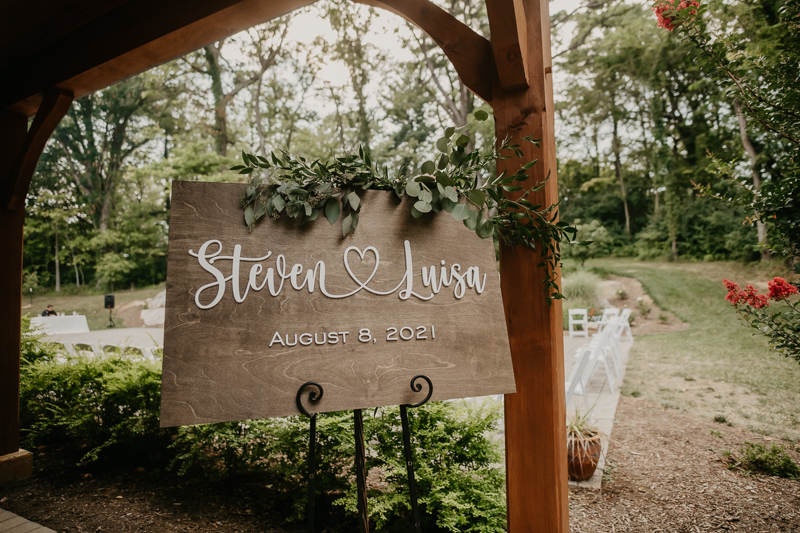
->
[296, 382, 323, 533]
[307, 413, 317, 533]
[353, 408, 369, 533]
[400, 405, 422, 533]
[400, 375, 433, 533]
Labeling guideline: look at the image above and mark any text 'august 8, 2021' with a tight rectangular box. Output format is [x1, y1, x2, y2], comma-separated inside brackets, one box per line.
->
[268, 326, 436, 347]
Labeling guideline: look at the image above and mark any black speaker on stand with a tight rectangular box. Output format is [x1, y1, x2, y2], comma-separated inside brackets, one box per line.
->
[105, 294, 115, 328]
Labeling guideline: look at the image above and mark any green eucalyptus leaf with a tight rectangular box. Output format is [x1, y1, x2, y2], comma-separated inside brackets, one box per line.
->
[348, 191, 360, 210]
[467, 190, 485, 207]
[405, 180, 421, 198]
[414, 200, 432, 213]
[302, 208, 319, 225]
[474, 109, 489, 121]
[255, 203, 266, 220]
[435, 173, 456, 187]
[325, 198, 341, 224]
[436, 138, 449, 153]
[444, 126, 455, 138]
[272, 195, 286, 212]
[421, 189, 432, 203]
[410, 205, 423, 218]
[476, 219, 494, 239]
[444, 186, 458, 202]
[246, 185, 256, 198]
[437, 153, 449, 169]
[464, 209, 480, 230]
[342, 214, 352, 237]
[441, 198, 456, 212]
[450, 203, 471, 221]
[421, 160, 436, 174]
[455, 134, 470, 147]
[244, 206, 254, 226]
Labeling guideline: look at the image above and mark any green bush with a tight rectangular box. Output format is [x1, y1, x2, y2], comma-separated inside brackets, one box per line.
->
[341, 400, 506, 533]
[20, 355, 170, 464]
[21, 314, 62, 366]
[562, 271, 601, 302]
[734, 442, 799, 479]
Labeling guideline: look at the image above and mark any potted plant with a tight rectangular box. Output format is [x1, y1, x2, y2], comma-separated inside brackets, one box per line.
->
[567, 410, 603, 481]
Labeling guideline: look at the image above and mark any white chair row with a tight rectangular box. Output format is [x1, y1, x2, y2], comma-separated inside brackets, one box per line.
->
[565, 309, 633, 407]
[49, 341, 159, 363]
[568, 307, 633, 341]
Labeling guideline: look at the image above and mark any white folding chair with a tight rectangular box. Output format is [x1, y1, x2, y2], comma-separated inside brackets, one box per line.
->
[568, 308, 589, 338]
[618, 308, 633, 341]
[577, 318, 619, 393]
[566, 344, 593, 407]
[597, 307, 620, 333]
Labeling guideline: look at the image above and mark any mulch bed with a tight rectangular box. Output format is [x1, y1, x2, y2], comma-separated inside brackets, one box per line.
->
[570, 396, 800, 532]
[2, 395, 799, 532]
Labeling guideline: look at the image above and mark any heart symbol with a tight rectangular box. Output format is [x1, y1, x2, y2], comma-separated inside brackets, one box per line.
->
[343, 246, 381, 295]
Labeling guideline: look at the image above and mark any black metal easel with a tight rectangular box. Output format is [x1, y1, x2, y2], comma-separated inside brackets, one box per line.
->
[296, 375, 433, 533]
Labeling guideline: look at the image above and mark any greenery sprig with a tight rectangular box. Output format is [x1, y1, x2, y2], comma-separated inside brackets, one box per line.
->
[230, 111, 580, 301]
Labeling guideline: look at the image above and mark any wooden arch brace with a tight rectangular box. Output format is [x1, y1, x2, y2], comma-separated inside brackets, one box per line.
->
[3, 89, 73, 211]
[352, 0, 495, 103]
[486, 0, 530, 91]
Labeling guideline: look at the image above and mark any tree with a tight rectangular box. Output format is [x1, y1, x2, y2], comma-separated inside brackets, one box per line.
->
[185, 17, 290, 156]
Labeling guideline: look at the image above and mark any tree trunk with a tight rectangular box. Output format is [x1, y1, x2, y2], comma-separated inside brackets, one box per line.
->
[204, 45, 228, 157]
[64, 229, 80, 287]
[612, 115, 631, 237]
[734, 99, 770, 261]
[671, 238, 677, 262]
[54, 220, 60, 292]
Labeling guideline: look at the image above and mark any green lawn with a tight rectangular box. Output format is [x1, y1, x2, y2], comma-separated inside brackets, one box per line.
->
[23, 283, 165, 331]
[576, 258, 800, 443]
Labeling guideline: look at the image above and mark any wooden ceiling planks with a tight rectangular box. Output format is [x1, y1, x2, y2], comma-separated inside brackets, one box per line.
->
[0, 0, 315, 117]
[0, 0, 129, 72]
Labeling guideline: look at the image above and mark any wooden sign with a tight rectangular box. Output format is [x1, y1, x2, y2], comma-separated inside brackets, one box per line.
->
[160, 181, 516, 427]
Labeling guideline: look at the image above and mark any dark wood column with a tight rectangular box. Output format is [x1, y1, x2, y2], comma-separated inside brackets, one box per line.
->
[493, 0, 569, 531]
[0, 111, 28, 457]
[0, 91, 71, 477]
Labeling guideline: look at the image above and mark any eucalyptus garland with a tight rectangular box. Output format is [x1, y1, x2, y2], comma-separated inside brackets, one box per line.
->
[230, 111, 580, 302]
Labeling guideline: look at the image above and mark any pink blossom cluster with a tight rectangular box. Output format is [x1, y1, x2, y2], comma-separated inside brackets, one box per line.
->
[652, 0, 700, 31]
[723, 277, 798, 309]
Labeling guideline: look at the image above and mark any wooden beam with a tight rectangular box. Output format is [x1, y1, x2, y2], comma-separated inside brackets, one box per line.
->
[486, 0, 529, 91]
[352, 0, 494, 103]
[492, 0, 568, 531]
[0, 111, 28, 457]
[4, 90, 74, 212]
[2, 0, 316, 117]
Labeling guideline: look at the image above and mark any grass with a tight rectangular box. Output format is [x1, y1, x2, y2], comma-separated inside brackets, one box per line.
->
[577, 257, 800, 443]
[23, 283, 165, 331]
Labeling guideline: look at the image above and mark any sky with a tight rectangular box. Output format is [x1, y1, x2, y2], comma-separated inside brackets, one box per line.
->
[283, 0, 585, 88]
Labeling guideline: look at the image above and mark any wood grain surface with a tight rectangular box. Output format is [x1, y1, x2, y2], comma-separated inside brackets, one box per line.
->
[160, 181, 515, 427]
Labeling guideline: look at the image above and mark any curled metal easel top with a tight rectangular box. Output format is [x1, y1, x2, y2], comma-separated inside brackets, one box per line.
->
[296, 381, 324, 417]
[406, 375, 433, 408]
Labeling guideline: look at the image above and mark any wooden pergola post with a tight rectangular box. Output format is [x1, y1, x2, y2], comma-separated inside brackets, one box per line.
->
[0, 91, 72, 482]
[490, 2, 569, 531]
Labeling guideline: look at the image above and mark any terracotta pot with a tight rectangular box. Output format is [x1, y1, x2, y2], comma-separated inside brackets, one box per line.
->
[567, 432, 602, 481]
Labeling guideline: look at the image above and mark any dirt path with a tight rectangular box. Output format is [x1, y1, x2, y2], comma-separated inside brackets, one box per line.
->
[570, 396, 800, 532]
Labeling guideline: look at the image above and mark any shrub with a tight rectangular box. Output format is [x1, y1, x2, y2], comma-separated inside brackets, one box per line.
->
[20, 355, 170, 465]
[733, 442, 799, 479]
[339, 399, 506, 533]
[615, 288, 628, 300]
[562, 220, 613, 267]
[636, 298, 651, 317]
[562, 271, 601, 302]
[21, 314, 62, 366]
